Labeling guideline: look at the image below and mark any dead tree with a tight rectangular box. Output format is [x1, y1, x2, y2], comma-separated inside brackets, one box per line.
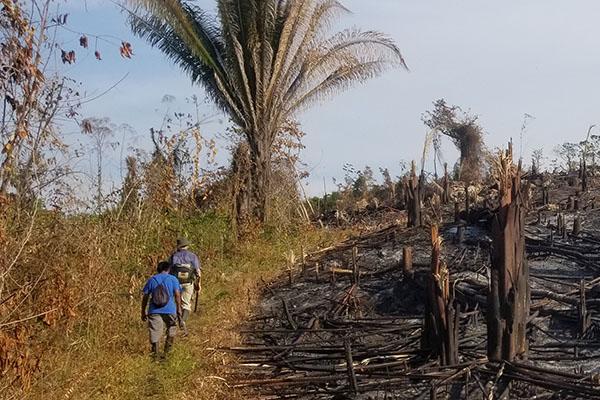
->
[442, 163, 450, 204]
[581, 159, 588, 192]
[422, 225, 459, 365]
[541, 185, 550, 206]
[487, 144, 530, 362]
[405, 161, 422, 228]
[542, 173, 551, 206]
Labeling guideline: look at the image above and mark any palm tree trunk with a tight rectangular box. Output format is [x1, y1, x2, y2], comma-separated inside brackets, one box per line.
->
[249, 138, 272, 223]
[231, 143, 251, 228]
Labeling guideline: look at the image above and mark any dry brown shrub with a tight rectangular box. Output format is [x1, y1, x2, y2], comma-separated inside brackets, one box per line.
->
[0, 327, 40, 391]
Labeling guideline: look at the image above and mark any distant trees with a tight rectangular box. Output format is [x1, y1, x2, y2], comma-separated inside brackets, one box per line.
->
[309, 163, 407, 217]
[551, 126, 600, 174]
[352, 166, 375, 199]
[81, 117, 120, 211]
[422, 99, 484, 183]
[129, 0, 406, 223]
[554, 142, 579, 173]
[531, 148, 544, 175]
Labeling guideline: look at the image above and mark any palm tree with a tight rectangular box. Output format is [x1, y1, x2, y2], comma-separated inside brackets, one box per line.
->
[128, 0, 407, 222]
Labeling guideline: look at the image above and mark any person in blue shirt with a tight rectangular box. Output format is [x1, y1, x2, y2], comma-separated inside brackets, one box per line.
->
[141, 261, 183, 358]
[169, 237, 201, 335]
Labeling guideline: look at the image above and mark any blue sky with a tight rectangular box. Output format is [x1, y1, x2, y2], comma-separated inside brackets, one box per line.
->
[56, 0, 600, 196]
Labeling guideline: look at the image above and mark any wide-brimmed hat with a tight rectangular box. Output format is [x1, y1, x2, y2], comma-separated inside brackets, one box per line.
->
[177, 237, 190, 248]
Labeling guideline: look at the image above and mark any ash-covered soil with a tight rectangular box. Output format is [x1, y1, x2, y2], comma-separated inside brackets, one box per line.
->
[227, 176, 600, 399]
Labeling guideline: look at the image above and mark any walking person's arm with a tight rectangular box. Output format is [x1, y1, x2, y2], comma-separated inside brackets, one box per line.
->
[141, 294, 149, 322]
[194, 271, 201, 292]
[193, 254, 201, 292]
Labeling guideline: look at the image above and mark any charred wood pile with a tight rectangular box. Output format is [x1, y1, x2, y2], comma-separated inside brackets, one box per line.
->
[223, 145, 600, 399]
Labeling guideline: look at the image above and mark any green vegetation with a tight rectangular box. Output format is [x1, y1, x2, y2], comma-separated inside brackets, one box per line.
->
[4, 209, 343, 399]
[0, 1, 387, 397]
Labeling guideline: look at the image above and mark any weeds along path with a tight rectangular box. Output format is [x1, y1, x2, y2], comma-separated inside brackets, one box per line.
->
[15, 213, 342, 400]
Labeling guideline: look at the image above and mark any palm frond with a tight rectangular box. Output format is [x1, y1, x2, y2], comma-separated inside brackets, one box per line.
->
[129, 0, 225, 76]
[266, 0, 348, 113]
[286, 58, 392, 115]
[265, 0, 312, 102]
[305, 29, 406, 81]
[129, 11, 225, 106]
[281, 29, 405, 117]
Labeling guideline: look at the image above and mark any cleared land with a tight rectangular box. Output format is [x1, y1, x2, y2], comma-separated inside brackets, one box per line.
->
[226, 174, 600, 399]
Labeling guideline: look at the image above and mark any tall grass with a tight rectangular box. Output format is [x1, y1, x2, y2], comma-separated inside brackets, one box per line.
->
[2, 208, 342, 400]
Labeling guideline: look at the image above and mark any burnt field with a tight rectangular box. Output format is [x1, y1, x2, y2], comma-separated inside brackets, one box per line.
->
[224, 155, 600, 399]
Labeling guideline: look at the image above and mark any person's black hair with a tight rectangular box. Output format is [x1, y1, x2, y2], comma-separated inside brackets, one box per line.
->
[157, 261, 171, 273]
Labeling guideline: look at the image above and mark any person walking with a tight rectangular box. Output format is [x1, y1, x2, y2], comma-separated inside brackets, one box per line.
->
[169, 237, 201, 335]
[141, 261, 182, 358]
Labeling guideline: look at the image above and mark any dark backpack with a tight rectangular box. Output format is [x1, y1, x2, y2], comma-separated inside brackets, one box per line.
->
[151, 276, 170, 308]
[171, 263, 196, 284]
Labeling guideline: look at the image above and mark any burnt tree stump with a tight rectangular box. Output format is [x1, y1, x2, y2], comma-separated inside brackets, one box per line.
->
[406, 161, 423, 228]
[442, 163, 450, 204]
[402, 246, 414, 278]
[422, 225, 459, 366]
[454, 202, 460, 223]
[557, 213, 566, 238]
[487, 144, 530, 362]
[542, 185, 550, 205]
[455, 223, 465, 244]
[568, 196, 575, 211]
[573, 216, 582, 236]
[581, 159, 588, 192]
[578, 280, 592, 337]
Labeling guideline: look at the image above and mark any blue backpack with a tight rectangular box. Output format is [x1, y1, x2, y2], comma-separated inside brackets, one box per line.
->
[151, 276, 170, 308]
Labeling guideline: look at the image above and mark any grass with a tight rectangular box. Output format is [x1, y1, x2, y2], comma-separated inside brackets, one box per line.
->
[16, 211, 345, 400]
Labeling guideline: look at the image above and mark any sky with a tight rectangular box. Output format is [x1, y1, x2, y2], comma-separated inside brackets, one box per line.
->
[54, 0, 600, 196]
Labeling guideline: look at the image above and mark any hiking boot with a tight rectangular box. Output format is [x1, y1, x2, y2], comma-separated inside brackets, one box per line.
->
[150, 343, 159, 361]
[180, 310, 190, 336]
[180, 321, 189, 337]
[164, 336, 174, 355]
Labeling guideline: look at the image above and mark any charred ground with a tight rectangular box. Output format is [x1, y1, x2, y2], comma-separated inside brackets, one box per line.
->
[224, 165, 600, 399]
